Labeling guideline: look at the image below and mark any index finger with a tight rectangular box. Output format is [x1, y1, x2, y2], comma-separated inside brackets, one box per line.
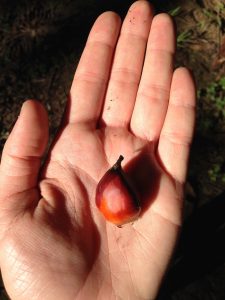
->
[66, 12, 121, 127]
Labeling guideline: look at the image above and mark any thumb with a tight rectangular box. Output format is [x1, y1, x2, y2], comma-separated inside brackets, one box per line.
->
[0, 100, 49, 213]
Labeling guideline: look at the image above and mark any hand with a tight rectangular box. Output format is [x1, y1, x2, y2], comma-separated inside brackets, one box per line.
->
[0, 2, 195, 299]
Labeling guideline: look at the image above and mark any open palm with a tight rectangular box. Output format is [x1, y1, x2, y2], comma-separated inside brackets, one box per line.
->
[0, 2, 195, 300]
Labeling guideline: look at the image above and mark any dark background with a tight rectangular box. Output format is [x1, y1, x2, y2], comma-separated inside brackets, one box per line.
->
[0, 0, 225, 299]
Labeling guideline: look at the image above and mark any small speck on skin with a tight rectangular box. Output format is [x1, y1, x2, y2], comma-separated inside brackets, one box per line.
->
[107, 106, 111, 110]
[110, 99, 114, 102]
[129, 16, 135, 25]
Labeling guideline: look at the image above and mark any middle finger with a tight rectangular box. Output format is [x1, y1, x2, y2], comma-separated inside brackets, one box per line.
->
[100, 1, 153, 128]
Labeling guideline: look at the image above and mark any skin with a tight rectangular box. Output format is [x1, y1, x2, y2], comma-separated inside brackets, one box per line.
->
[0, 2, 196, 300]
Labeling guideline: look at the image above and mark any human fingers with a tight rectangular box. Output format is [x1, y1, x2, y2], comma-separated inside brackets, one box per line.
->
[100, 0, 153, 128]
[67, 12, 121, 127]
[157, 67, 196, 183]
[0, 100, 48, 215]
[131, 13, 175, 141]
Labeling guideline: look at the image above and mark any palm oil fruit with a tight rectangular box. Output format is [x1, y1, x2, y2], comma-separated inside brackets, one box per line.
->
[96, 155, 141, 227]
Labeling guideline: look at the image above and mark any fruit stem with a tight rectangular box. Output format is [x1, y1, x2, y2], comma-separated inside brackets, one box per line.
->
[113, 155, 124, 170]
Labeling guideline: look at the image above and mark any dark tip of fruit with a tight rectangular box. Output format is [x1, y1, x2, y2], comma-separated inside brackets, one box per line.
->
[112, 155, 124, 170]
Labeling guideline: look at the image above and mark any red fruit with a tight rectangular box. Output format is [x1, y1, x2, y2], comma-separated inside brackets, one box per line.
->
[96, 155, 141, 226]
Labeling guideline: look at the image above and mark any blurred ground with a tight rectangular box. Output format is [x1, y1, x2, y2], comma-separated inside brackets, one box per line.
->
[0, 0, 225, 299]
